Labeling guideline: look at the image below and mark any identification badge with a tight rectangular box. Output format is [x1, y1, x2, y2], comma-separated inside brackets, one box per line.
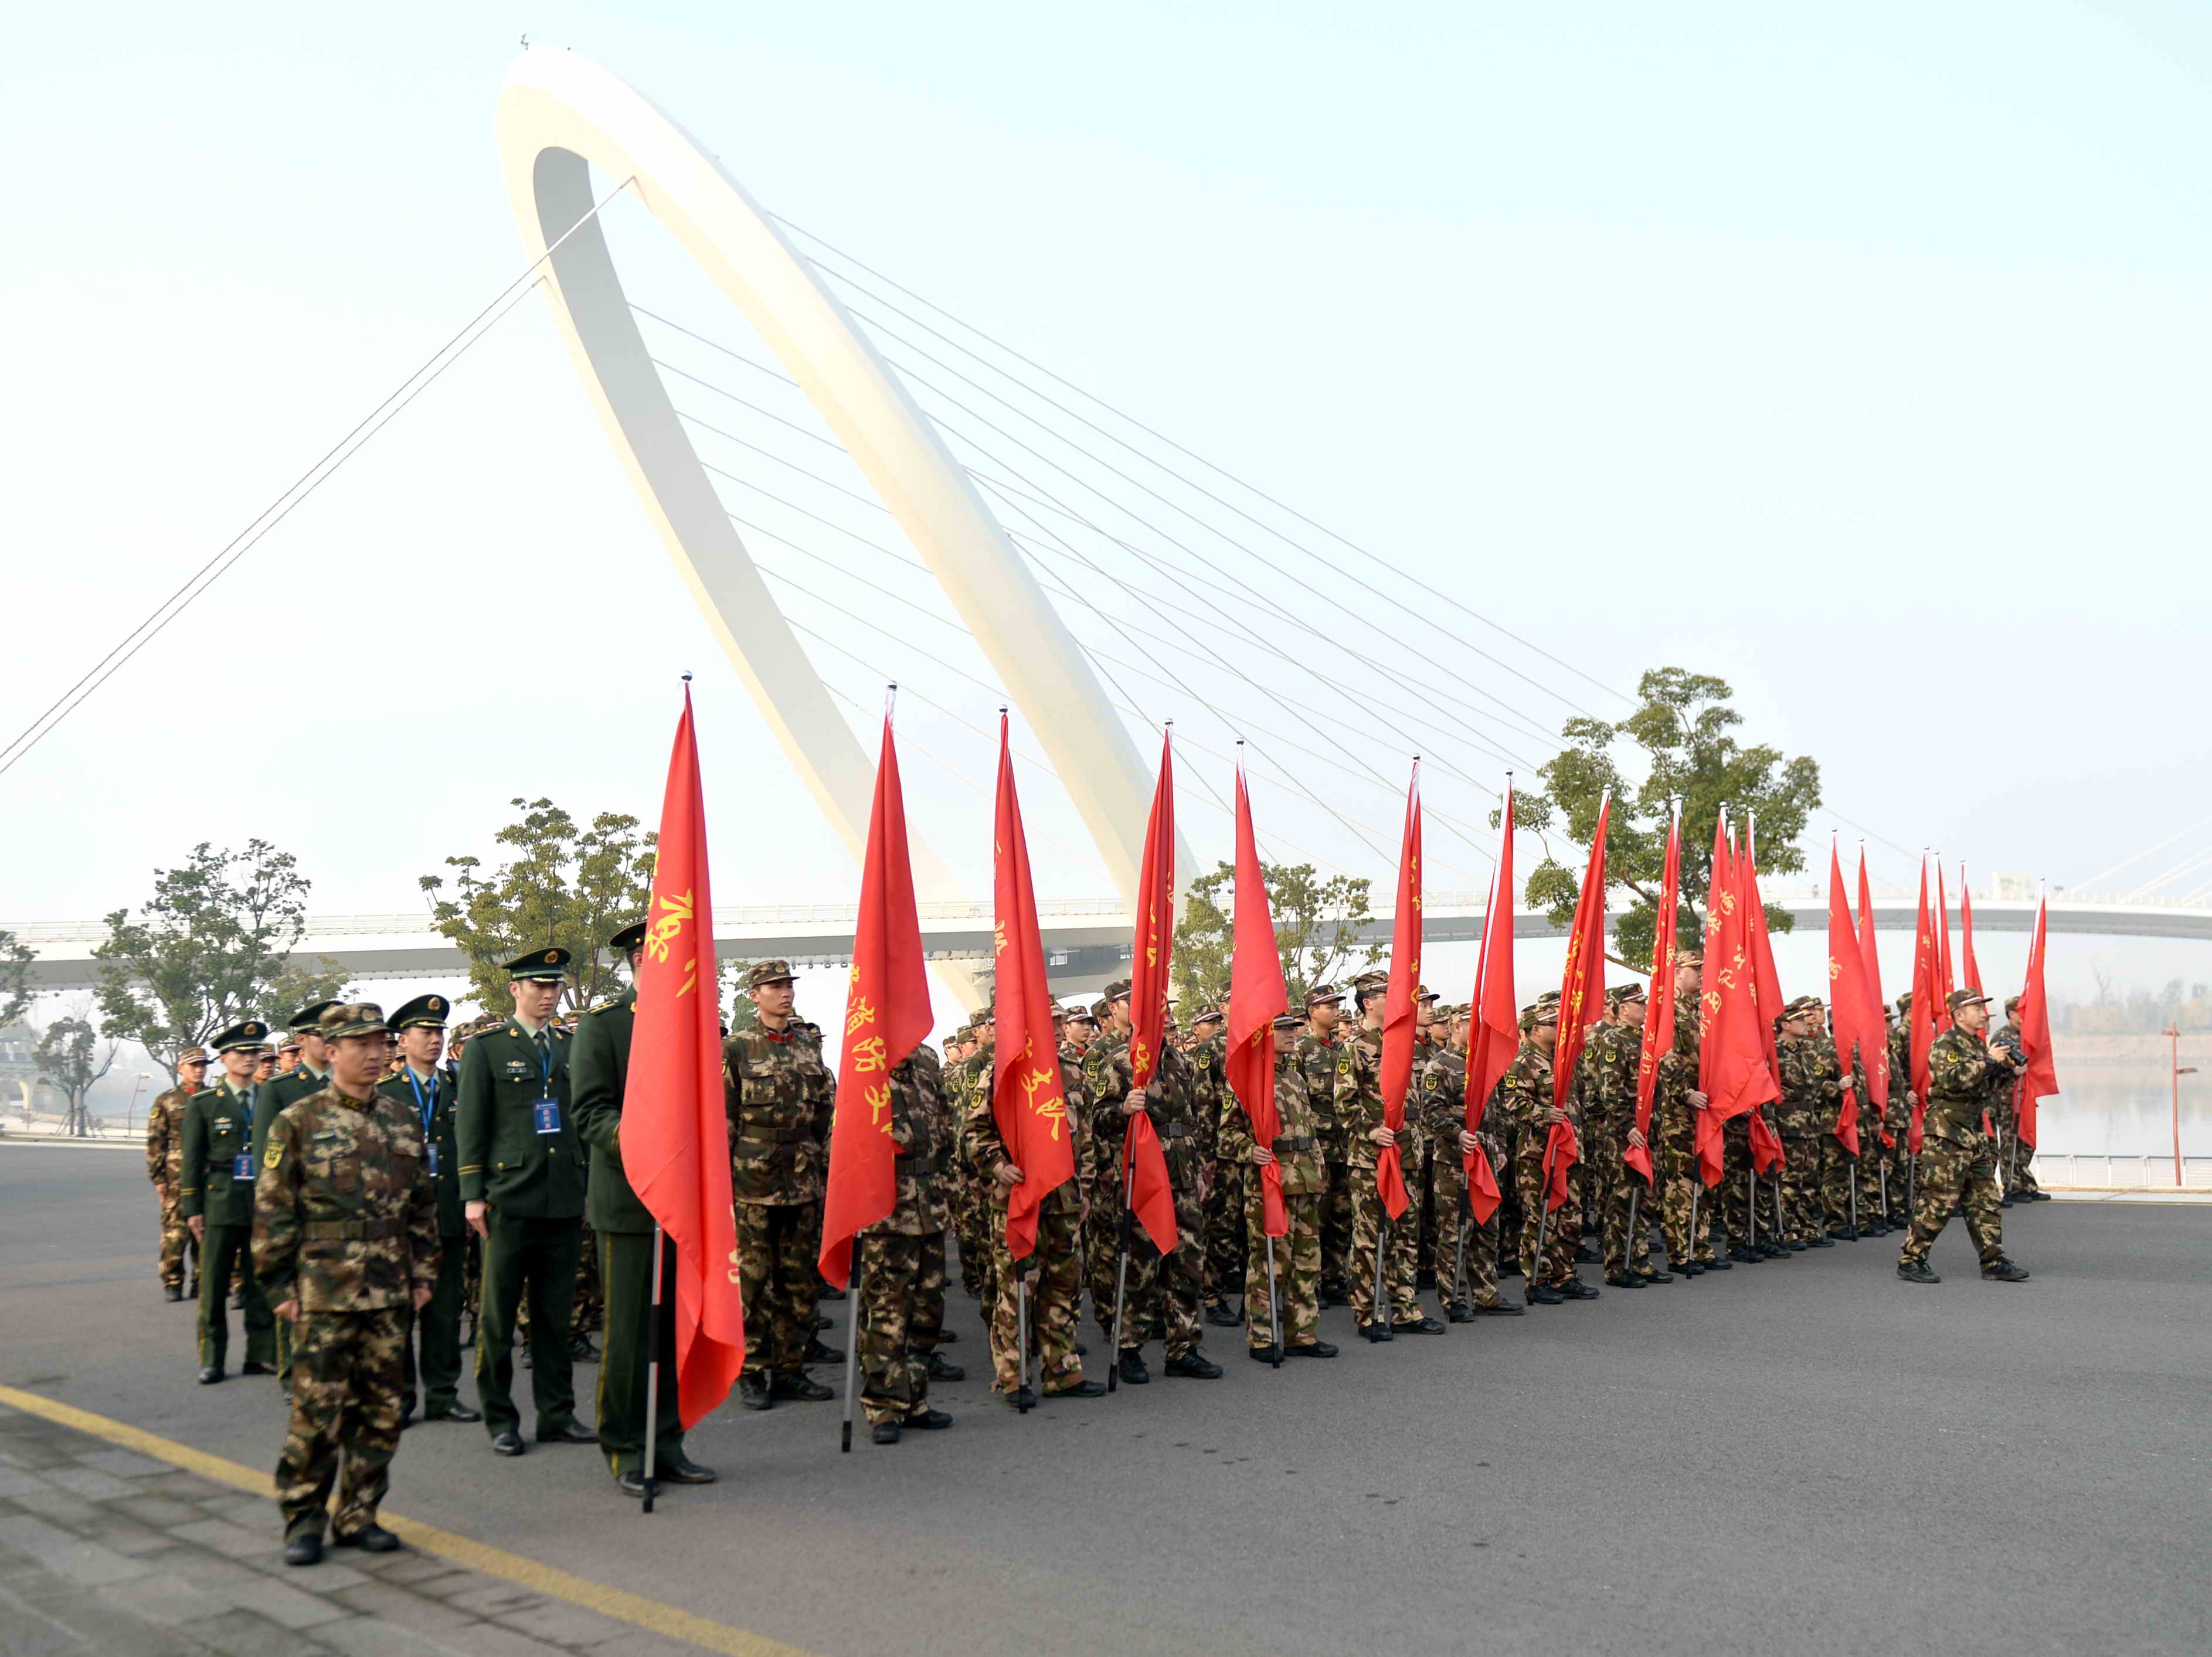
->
[232, 1153, 252, 1179]
[427, 1145, 440, 1176]
[532, 1100, 562, 1135]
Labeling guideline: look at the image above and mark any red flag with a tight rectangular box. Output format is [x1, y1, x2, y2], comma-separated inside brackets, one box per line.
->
[1119, 730, 1179, 1257]
[1460, 779, 1516, 1226]
[1824, 842, 1867, 1158]
[1375, 760, 1422, 1221]
[818, 707, 934, 1289]
[1697, 813, 1779, 1185]
[1225, 758, 1289, 1237]
[1627, 802, 1681, 1185]
[1748, 1110, 1786, 1176]
[1545, 795, 1609, 1210]
[991, 714, 1076, 1257]
[1739, 820, 1786, 1175]
[2015, 887, 2058, 1147]
[1854, 848, 1890, 1131]
[1959, 865, 1983, 994]
[1935, 860, 1957, 1027]
[1908, 857, 1941, 1154]
[625, 685, 745, 1427]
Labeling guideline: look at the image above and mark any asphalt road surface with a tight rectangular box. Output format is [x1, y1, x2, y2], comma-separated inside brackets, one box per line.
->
[4, 1145, 2206, 1657]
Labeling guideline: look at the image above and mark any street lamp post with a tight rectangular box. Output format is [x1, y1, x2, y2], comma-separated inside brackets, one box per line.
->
[127, 1073, 151, 1137]
[2167, 1027, 2197, 1189]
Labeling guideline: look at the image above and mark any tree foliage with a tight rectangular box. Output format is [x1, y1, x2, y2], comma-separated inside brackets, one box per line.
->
[1171, 862, 1381, 1012]
[94, 841, 349, 1081]
[0, 930, 33, 1032]
[422, 799, 657, 1018]
[35, 1009, 117, 1138]
[1512, 667, 1822, 973]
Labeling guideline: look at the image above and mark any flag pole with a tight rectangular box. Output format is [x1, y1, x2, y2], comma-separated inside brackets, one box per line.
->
[1106, 1152, 1134, 1390]
[1015, 1262, 1032, 1413]
[641, 1223, 664, 1513]
[1264, 1233, 1282, 1367]
[840, 1245, 861, 1452]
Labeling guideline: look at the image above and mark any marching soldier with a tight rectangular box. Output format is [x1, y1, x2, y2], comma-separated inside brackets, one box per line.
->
[257, 1001, 342, 1387]
[179, 1020, 279, 1382]
[855, 1043, 961, 1442]
[1293, 985, 1353, 1304]
[1897, 989, 2031, 1285]
[1220, 1010, 1336, 1360]
[457, 948, 596, 1455]
[254, 1002, 439, 1566]
[1336, 971, 1442, 1337]
[570, 922, 716, 1492]
[726, 960, 837, 1411]
[1588, 985, 1666, 1287]
[147, 1047, 209, 1301]
[377, 994, 479, 1427]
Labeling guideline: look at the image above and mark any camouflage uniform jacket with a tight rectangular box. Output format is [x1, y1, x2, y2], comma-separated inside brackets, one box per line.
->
[1653, 1018, 1703, 1131]
[1216, 1050, 1326, 1196]
[1888, 1023, 1915, 1107]
[1584, 1022, 1643, 1132]
[1989, 1022, 2026, 1067]
[179, 1079, 261, 1226]
[1492, 1040, 1555, 1137]
[1924, 1028, 2018, 1147]
[723, 1020, 834, 1206]
[254, 1086, 440, 1314]
[880, 1047, 954, 1236]
[1417, 1045, 1504, 1171]
[1185, 1031, 1227, 1165]
[1333, 1023, 1418, 1172]
[1292, 1030, 1343, 1151]
[1775, 1033, 1841, 1138]
[958, 1039, 1096, 1198]
[146, 1087, 191, 1190]
[1083, 1032, 1201, 1186]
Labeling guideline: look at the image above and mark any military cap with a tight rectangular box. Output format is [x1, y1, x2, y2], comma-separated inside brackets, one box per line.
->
[286, 998, 342, 1033]
[1783, 995, 1819, 1018]
[1416, 984, 1440, 1004]
[1675, 945, 1704, 966]
[1049, 1002, 1071, 1023]
[2003, 996, 2021, 1016]
[1270, 1010, 1303, 1031]
[1607, 982, 1648, 1007]
[1946, 988, 1992, 1015]
[742, 959, 797, 991]
[1518, 1000, 1561, 1030]
[1304, 983, 1344, 1008]
[1895, 992, 1914, 1016]
[1190, 1004, 1224, 1028]
[504, 947, 572, 982]
[607, 918, 648, 953]
[1070, 1005, 1098, 1027]
[318, 1002, 391, 1040]
[1102, 979, 1133, 1002]
[277, 1039, 301, 1055]
[1350, 971, 1390, 1004]
[176, 1046, 212, 1067]
[389, 993, 451, 1031]
[210, 1019, 272, 1053]
[1090, 999, 1112, 1022]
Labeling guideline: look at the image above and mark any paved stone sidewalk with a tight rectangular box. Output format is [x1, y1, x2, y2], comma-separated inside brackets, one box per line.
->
[0, 1401, 708, 1657]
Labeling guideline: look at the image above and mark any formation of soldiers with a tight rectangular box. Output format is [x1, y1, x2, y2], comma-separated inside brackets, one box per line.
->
[141, 931, 2043, 1563]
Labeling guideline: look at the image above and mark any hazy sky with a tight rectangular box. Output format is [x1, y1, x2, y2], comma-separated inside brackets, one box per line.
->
[5, 2, 2209, 1012]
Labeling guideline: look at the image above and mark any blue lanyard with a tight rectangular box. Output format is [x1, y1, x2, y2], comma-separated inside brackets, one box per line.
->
[529, 1029, 553, 1097]
[405, 1067, 437, 1138]
[239, 1081, 255, 1133]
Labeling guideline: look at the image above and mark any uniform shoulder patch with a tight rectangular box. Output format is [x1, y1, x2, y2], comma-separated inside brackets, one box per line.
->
[263, 1143, 283, 1169]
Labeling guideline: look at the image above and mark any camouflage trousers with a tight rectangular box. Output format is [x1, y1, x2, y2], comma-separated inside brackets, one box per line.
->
[856, 1229, 947, 1426]
[155, 1188, 192, 1290]
[590, 1230, 684, 1478]
[1346, 1166, 1422, 1328]
[1718, 1127, 1784, 1248]
[1585, 1121, 1656, 1278]
[198, 1223, 275, 1370]
[1427, 1146, 1508, 1311]
[1817, 1137, 1858, 1231]
[1243, 1186, 1319, 1351]
[1120, 1159, 1207, 1358]
[1900, 1130, 2006, 1270]
[274, 1307, 406, 1542]
[1993, 1106, 2040, 1195]
[1781, 1136, 1827, 1241]
[1203, 1161, 1248, 1305]
[1657, 1108, 1713, 1266]
[1319, 1151, 1354, 1295]
[957, 1175, 997, 1304]
[1514, 1134, 1583, 1287]
[736, 1201, 820, 1383]
[1085, 1162, 1138, 1339]
[988, 1190, 1085, 1393]
[573, 1221, 603, 1337]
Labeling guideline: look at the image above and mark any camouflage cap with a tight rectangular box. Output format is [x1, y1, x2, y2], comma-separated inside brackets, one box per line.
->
[277, 1039, 302, 1055]
[1416, 984, 1439, 1004]
[1102, 979, 1133, 1002]
[210, 1020, 272, 1053]
[318, 1002, 391, 1041]
[1674, 945, 1704, 967]
[1089, 999, 1112, 1022]
[1946, 988, 1992, 1015]
[1270, 1010, 1303, 1031]
[504, 947, 572, 982]
[286, 999, 342, 1034]
[1895, 992, 1914, 1016]
[176, 1046, 212, 1067]
[1304, 982, 1344, 1008]
[389, 993, 450, 1032]
[1070, 1005, 1098, 1027]
[1050, 1002, 1071, 1023]
[607, 918, 648, 953]
[1190, 1004, 1224, 1028]
[1608, 982, 1648, 1007]
[2003, 996, 2021, 1015]
[1350, 971, 1389, 1003]
[1519, 1000, 1561, 1030]
[742, 960, 797, 991]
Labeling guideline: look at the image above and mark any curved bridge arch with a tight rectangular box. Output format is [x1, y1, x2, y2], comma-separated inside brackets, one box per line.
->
[494, 48, 1178, 937]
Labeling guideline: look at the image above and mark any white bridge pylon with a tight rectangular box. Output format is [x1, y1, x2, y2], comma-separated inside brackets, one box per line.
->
[495, 49, 1188, 977]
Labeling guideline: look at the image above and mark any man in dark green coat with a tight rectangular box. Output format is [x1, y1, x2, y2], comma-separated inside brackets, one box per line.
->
[379, 993, 479, 1427]
[178, 1020, 279, 1382]
[457, 948, 596, 1455]
[571, 921, 718, 1497]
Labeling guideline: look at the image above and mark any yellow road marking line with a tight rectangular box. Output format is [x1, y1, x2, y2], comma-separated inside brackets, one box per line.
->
[0, 1384, 820, 1657]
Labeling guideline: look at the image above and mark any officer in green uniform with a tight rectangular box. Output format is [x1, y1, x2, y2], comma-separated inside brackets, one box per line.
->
[571, 921, 718, 1495]
[179, 1020, 279, 1382]
[457, 948, 596, 1455]
[377, 994, 478, 1426]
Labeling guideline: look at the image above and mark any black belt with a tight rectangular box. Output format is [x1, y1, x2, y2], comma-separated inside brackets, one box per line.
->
[735, 1127, 814, 1146]
[303, 1217, 396, 1241]
[895, 1151, 933, 1171]
[1156, 1122, 1193, 1140]
[1272, 1135, 1316, 1154]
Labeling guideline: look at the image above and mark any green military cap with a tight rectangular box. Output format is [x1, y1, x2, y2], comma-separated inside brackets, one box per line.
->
[1416, 984, 1439, 1004]
[2003, 995, 2021, 1016]
[1305, 983, 1344, 1008]
[286, 999, 342, 1033]
[1608, 982, 1649, 1007]
[176, 1046, 212, 1067]
[1534, 988, 1561, 1007]
[1350, 970, 1389, 995]
[1089, 998, 1112, 1021]
[1050, 1002, 1071, 1022]
[1190, 1004, 1224, 1029]
[1270, 1010, 1302, 1031]
[1946, 988, 1992, 1015]
[1519, 1000, 1560, 1030]
[1102, 979, 1133, 1002]
[277, 1037, 302, 1055]
[1070, 1005, 1098, 1027]
[1895, 992, 1913, 1016]
[607, 918, 648, 952]
[1675, 945, 1703, 967]
[318, 1002, 391, 1040]
[210, 1019, 272, 1053]
[504, 947, 573, 982]
[389, 993, 451, 1031]
[742, 959, 797, 991]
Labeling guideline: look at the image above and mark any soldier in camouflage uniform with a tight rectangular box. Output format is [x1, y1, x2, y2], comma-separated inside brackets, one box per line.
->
[1653, 948, 1721, 1274]
[147, 1047, 209, 1299]
[1500, 996, 1598, 1303]
[1421, 1006, 1526, 1319]
[1991, 998, 2045, 1202]
[1335, 972, 1443, 1336]
[180, 1022, 280, 1380]
[1898, 990, 2032, 1284]
[1586, 985, 1664, 1287]
[1219, 1012, 1337, 1359]
[960, 1019, 1106, 1406]
[1887, 995, 1918, 1227]
[1294, 985, 1354, 1304]
[1085, 980, 1223, 1382]
[724, 960, 837, 1409]
[1189, 1005, 1244, 1326]
[1772, 999, 1839, 1248]
[1411, 989, 1443, 1288]
[1800, 1000, 1860, 1239]
[256, 1002, 342, 1388]
[254, 1003, 440, 1566]
[855, 1046, 959, 1442]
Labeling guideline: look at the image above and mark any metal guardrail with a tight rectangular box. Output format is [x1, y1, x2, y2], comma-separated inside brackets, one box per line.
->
[2037, 1155, 2212, 1190]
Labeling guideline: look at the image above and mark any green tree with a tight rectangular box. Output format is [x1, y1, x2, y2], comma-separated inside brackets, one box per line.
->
[1512, 667, 1822, 973]
[1171, 862, 1381, 1013]
[0, 930, 33, 1031]
[422, 799, 657, 1018]
[94, 841, 349, 1081]
[35, 1008, 117, 1138]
